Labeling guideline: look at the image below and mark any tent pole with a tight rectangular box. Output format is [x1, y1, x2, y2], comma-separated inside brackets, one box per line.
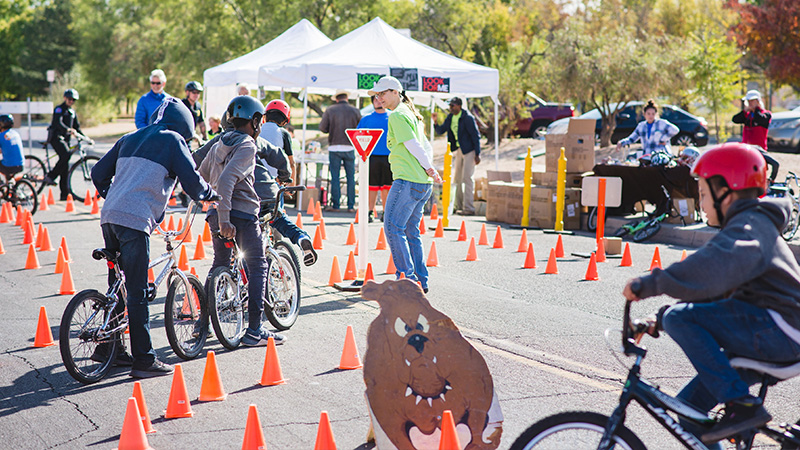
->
[429, 97, 435, 142]
[493, 98, 499, 171]
[298, 88, 308, 209]
[280, 88, 285, 101]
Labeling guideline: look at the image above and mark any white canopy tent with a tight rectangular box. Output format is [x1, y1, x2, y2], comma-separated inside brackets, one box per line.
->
[202, 19, 332, 119]
[256, 17, 501, 171]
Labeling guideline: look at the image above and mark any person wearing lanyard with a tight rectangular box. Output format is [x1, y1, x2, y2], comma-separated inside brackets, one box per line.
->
[369, 76, 442, 293]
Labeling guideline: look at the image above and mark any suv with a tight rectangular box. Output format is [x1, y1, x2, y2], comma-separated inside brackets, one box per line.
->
[767, 106, 800, 153]
[513, 92, 574, 138]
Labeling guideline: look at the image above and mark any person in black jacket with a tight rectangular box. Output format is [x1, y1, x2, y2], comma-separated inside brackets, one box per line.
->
[45, 89, 91, 200]
[433, 97, 481, 215]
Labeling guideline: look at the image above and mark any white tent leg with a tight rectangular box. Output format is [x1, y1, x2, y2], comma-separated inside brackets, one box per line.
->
[298, 91, 308, 209]
[494, 99, 499, 171]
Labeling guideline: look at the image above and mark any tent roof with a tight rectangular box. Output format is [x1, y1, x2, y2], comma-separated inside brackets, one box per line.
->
[203, 19, 332, 88]
[257, 17, 499, 99]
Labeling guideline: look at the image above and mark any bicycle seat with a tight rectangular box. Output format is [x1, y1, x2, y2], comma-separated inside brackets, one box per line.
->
[92, 248, 120, 263]
[730, 357, 800, 381]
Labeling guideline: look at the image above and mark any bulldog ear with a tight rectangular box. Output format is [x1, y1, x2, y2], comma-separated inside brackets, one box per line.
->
[435, 317, 459, 332]
[360, 280, 385, 302]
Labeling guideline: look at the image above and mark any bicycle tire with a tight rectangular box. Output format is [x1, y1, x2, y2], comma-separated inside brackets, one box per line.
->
[614, 219, 642, 238]
[164, 274, 208, 360]
[13, 178, 39, 215]
[59, 290, 120, 384]
[263, 243, 301, 330]
[782, 206, 799, 241]
[509, 411, 646, 450]
[208, 266, 246, 350]
[632, 222, 662, 243]
[23, 155, 47, 193]
[67, 156, 100, 203]
[587, 207, 598, 232]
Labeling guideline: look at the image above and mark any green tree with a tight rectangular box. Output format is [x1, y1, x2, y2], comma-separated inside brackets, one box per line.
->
[0, 0, 32, 98]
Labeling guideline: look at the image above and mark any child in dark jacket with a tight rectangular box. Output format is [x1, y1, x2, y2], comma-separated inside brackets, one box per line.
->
[624, 143, 800, 446]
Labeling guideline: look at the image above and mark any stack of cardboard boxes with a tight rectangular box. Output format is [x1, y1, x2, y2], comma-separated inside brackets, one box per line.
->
[486, 119, 596, 228]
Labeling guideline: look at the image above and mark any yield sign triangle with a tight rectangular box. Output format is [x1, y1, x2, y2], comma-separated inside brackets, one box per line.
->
[345, 128, 384, 162]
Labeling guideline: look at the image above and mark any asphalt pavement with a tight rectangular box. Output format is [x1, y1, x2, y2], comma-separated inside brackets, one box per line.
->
[1, 198, 798, 450]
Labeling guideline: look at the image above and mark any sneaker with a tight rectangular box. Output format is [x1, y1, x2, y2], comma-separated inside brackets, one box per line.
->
[90, 346, 134, 367]
[130, 359, 174, 379]
[368, 210, 374, 223]
[42, 175, 57, 186]
[241, 327, 287, 347]
[299, 237, 318, 266]
[701, 397, 772, 443]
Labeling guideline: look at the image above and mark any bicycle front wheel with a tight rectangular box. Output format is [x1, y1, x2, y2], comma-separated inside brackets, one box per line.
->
[23, 155, 46, 193]
[782, 205, 799, 241]
[164, 274, 208, 360]
[68, 156, 100, 203]
[632, 222, 662, 243]
[59, 290, 121, 384]
[510, 411, 646, 450]
[263, 242, 301, 330]
[208, 266, 246, 350]
[13, 179, 39, 215]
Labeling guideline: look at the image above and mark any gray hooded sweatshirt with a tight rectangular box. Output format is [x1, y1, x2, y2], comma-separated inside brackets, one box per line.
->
[199, 130, 259, 224]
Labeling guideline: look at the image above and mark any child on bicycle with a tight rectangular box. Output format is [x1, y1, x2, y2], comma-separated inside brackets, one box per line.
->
[623, 143, 800, 445]
[199, 95, 287, 347]
[92, 98, 216, 378]
[0, 114, 24, 181]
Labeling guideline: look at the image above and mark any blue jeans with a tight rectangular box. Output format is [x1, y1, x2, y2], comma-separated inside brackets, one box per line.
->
[384, 179, 432, 289]
[101, 223, 156, 369]
[329, 150, 355, 209]
[207, 210, 267, 331]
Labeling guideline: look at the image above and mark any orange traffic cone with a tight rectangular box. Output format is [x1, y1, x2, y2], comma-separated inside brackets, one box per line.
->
[35, 223, 45, 248]
[354, 208, 359, 224]
[430, 203, 438, 222]
[148, 267, 155, 283]
[680, 249, 687, 261]
[25, 244, 40, 269]
[523, 243, 537, 269]
[198, 351, 227, 401]
[0, 202, 9, 223]
[33, 306, 55, 347]
[398, 272, 406, 280]
[0, 235, 5, 255]
[419, 216, 426, 235]
[168, 196, 177, 207]
[47, 188, 55, 205]
[364, 263, 375, 282]
[319, 217, 328, 240]
[313, 201, 322, 222]
[555, 234, 565, 258]
[132, 381, 156, 435]
[164, 364, 194, 418]
[117, 397, 154, 450]
[84, 189, 92, 206]
[596, 238, 606, 263]
[434, 218, 444, 238]
[478, 223, 489, 245]
[345, 223, 357, 245]
[492, 226, 504, 249]
[465, 237, 478, 261]
[328, 256, 343, 286]
[6, 203, 15, 223]
[457, 220, 467, 241]
[176, 218, 184, 236]
[178, 245, 189, 271]
[14, 205, 23, 226]
[517, 229, 529, 252]
[91, 196, 100, 215]
[375, 227, 387, 250]
[60, 237, 72, 262]
[339, 325, 362, 370]
[164, 215, 174, 232]
[307, 196, 316, 216]
[259, 337, 285, 386]
[59, 262, 76, 296]
[39, 227, 54, 252]
[426, 241, 440, 267]
[190, 267, 198, 277]
[585, 253, 599, 281]
[650, 247, 662, 271]
[182, 221, 193, 242]
[343, 251, 356, 280]
[242, 404, 267, 450]
[22, 220, 34, 245]
[65, 194, 75, 213]
[313, 226, 323, 250]
[386, 253, 397, 275]
[438, 410, 461, 450]
[54, 247, 65, 274]
[202, 221, 212, 243]
[295, 212, 303, 229]
[314, 411, 337, 450]
[354, 239, 359, 256]
[544, 248, 559, 274]
[192, 236, 206, 260]
[39, 194, 49, 211]
[620, 243, 633, 267]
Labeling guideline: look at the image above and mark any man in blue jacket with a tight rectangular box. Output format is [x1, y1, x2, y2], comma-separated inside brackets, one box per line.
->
[434, 97, 481, 215]
[135, 69, 171, 129]
[92, 97, 216, 378]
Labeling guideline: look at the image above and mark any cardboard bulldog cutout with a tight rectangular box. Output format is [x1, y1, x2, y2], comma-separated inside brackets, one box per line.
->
[361, 279, 503, 450]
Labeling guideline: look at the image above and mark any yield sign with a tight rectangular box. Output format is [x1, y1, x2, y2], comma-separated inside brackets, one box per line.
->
[345, 128, 384, 162]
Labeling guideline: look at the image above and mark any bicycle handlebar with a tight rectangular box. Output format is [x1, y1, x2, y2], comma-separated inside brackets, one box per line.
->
[260, 185, 305, 222]
[154, 200, 206, 239]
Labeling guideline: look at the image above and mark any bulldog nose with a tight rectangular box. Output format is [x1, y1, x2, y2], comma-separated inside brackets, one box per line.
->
[407, 334, 428, 354]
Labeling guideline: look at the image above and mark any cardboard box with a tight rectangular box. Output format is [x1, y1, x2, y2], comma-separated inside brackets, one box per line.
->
[545, 119, 596, 173]
[502, 186, 582, 229]
[603, 237, 622, 255]
[474, 177, 489, 201]
[487, 170, 513, 182]
[667, 198, 696, 224]
[531, 171, 586, 188]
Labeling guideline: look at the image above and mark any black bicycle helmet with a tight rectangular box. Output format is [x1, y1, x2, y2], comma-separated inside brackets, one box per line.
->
[64, 89, 79, 100]
[0, 114, 13, 128]
[227, 95, 264, 121]
[184, 81, 203, 92]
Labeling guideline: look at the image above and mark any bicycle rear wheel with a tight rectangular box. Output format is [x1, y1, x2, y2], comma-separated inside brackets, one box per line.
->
[263, 242, 301, 330]
[59, 290, 121, 384]
[68, 156, 100, 203]
[13, 179, 39, 215]
[164, 273, 208, 360]
[23, 155, 46, 193]
[632, 222, 661, 242]
[510, 411, 646, 450]
[782, 205, 799, 241]
[208, 266, 246, 350]
[586, 207, 598, 232]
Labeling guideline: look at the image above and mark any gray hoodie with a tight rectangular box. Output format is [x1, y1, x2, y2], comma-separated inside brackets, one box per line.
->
[199, 130, 259, 224]
[638, 197, 800, 330]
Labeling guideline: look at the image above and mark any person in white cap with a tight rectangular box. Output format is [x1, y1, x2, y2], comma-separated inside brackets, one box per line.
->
[319, 89, 361, 211]
[733, 89, 771, 150]
[369, 76, 442, 293]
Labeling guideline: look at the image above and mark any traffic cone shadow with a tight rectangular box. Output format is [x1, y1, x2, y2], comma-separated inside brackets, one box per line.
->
[117, 397, 154, 450]
[438, 410, 461, 450]
[314, 411, 337, 450]
[620, 243, 633, 267]
[198, 351, 227, 402]
[465, 238, 479, 261]
[33, 306, 55, 347]
[492, 226, 504, 249]
[132, 381, 156, 434]
[434, 218, 444, 238]
[457, 221, 467, 241]
[192, 235, 206, 260]
[343, 251, 357, 280]
[259, 337, 285, 386]
[375, 227, 387, 250]
[242, 404, 267, 450]
[164, 364, 194, 418]
[478, 223, 489, 246]
[345, 223, 357, 245]
[426, 241, 439, 267]
[328, 256, 343, 286]
[59, 262, 76, 295]
[523, 243, 537, 269]
[544, 248, 559, 274]
[649, 246, 662, 271]
[555, 234, 565, 258]
[584, 253, 599, 281]
[25, 244, 40, 269]
[339, 325, 362, 370]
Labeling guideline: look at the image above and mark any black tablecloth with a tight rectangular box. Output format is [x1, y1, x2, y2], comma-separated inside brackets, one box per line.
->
[592, 164, 699, 216]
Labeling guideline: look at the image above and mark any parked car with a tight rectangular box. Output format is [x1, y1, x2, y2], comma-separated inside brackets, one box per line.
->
[546, 101, 709, 146]
[767, 106, 800, 153]
[513, 92, 574, 138]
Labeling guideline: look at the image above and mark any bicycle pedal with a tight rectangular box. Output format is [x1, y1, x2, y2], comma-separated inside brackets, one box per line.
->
[146, 283, 157, 302]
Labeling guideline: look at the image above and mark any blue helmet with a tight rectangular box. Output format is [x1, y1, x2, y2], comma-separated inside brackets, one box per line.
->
[227, 95, 264, 121]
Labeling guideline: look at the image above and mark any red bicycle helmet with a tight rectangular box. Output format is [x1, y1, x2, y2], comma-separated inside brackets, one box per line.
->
[691, 143, 768, 195]
[265, 99, 291, 122]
